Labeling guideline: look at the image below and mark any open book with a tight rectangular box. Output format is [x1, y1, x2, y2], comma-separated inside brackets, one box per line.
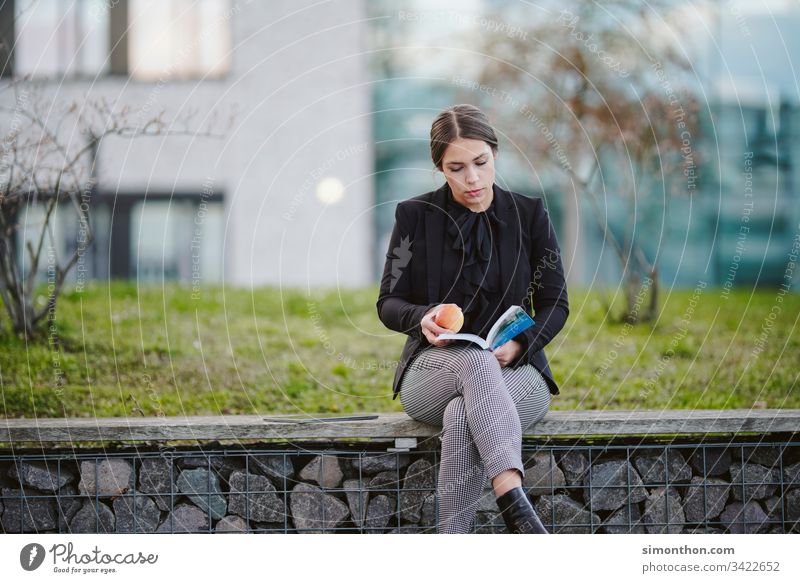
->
[437, 305, 535, 351]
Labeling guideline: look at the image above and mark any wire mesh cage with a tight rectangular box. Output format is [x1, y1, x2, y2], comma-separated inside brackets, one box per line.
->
[1, 439, 798, 534]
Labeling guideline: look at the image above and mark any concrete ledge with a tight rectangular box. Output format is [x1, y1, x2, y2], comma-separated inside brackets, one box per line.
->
[2, 409, 799, 443]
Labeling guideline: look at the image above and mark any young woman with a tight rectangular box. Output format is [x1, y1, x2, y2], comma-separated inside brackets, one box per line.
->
[376, 104, 569, 534]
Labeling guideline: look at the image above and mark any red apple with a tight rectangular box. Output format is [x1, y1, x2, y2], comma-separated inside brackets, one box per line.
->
[434, 304, 464, 332]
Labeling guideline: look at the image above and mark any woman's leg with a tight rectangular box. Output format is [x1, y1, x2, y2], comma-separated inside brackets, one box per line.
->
[491, 363, 552, 496]
[399, 345, 551, 533]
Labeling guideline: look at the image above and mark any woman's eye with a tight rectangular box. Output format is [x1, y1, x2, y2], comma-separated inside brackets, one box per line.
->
[477, 161, 486, 166]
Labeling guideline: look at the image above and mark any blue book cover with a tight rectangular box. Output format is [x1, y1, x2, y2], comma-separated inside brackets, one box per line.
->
[438, 305, 535, 350]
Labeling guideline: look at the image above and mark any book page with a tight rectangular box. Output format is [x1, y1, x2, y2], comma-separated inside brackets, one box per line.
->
[436, 332, 490, 350]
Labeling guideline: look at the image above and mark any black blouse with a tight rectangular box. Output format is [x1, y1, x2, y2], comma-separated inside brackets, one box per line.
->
[440, 188, 509, 339]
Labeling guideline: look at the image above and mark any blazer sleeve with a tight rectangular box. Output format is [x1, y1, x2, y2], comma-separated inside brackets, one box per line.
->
[511, 199, 569, 367]
[376, 204, 439, 344]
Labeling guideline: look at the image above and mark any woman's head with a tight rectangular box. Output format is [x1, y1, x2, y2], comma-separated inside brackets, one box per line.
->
[430, 104, 499, 211]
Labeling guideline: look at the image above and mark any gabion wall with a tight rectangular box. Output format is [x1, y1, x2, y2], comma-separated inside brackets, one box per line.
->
[1, 440, 798, 534]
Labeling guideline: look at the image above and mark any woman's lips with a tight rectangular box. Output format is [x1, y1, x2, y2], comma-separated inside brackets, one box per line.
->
[465, 188, 483, 197]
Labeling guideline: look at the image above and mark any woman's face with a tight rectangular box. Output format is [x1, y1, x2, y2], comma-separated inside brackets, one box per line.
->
[440, 137, 497, 212]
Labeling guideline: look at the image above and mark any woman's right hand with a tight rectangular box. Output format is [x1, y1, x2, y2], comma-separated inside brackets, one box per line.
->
[420, 305, 458, 347]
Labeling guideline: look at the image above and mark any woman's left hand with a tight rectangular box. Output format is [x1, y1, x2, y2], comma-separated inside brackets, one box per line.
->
[492, 339, 522, 368]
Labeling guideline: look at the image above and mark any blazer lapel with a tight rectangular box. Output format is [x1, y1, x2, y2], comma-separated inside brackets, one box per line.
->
[424, 184, 448, 304]
[493, 184, 525, 308]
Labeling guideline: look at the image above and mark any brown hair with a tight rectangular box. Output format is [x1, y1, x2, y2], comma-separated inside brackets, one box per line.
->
[429, 104, 499, 170]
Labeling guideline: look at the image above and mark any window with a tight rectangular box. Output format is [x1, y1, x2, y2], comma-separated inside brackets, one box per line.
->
[14, 0, 109, 78]
[16, 193, 225, 285]
[7, 0, 231, 80]
[131, 198, 224, 283]
[128, 0, 232, 80]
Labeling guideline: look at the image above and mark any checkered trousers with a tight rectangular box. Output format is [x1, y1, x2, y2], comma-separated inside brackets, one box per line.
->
[399, 344, 551, 534]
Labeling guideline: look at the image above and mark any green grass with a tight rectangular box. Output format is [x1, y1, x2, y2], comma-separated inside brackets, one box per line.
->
[0, 282, 798, 418]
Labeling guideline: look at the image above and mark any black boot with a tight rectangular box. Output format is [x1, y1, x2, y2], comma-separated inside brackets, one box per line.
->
[496, 487, 549, 534]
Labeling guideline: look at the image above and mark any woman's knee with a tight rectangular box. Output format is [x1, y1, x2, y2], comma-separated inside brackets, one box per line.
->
[517, 382, 551, 431]
[447, 347, 501, 380]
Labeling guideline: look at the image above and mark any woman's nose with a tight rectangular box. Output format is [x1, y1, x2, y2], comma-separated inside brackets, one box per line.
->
[466, 166, 479, 184]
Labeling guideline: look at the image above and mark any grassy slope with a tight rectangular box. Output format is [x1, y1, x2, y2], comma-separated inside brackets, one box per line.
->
[1, 282, 797, 418]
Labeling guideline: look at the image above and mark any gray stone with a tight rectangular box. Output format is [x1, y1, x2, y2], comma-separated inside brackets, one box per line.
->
[289, 483, 349, 533]
[737, 446, 786, 467]
[56, 485, 83, 532]
[364, 494, 393, 533]
[299, 455, 343, 489]
[642, 487, 685, 534]
[215, 515, 248, 533]
[343, 479, 368, 528]
[69, 501, 115, 534]
[602, 504, 645, 534]
[523, 451, 566, 496]
[368, 471, 400, 495]
[420, 493, 437, 528]
[683, 477, 730, 522]
[783, 461, 800, 486]
[1, 487, 57, 532]
[558, 450, 589, 486]
[113, 495, 160, 533]
[156, 503, 210, 533]
[534, 494, 600, 534]
[762, 496, 783, 525]
[583, 460, 647, 512]
[729, 463, 779, 501]
[633, 450, 692, 484]
[176, 468, 227, 520]
[228, 471, 285, 523]
[250, 455, 295, 488]
[477, 488, 497, 513]
[78, 459, 133, 497]
[688, 447, 732, 477]
[399, 459, 435, 523]
[138, 458, 174, 512]
[720, 501, 769, 534]
[786, 488, 800, 523]
[369, 471, 401, 502]
[8, 461, 75, 492]
[178, 456, 242, 482]
[0, 463, 12, 489]
[354, 453, 410, 476]
[475, 512, 506, 533]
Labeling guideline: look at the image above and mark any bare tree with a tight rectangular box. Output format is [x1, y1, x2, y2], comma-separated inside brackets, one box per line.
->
[472, 0, 702, 322]
[0, 79, 227, 339]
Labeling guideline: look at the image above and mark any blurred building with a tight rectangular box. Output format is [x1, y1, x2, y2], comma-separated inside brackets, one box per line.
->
[370, 0, 800, 290]
[2, 0, 798, 292]
[1, 0, 374, 288]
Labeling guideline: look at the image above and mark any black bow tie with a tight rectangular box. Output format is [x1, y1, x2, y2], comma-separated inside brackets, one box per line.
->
[446, 203, 506, 268]
[445, 201, 506, 329]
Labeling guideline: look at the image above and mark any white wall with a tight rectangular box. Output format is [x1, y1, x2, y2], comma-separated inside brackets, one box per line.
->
[1, 0, 375, 289]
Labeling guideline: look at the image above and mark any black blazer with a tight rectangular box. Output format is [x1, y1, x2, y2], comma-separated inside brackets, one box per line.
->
[377, 182, 569, 400]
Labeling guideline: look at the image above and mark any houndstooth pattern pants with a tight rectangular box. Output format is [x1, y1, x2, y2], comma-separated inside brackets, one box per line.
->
[399, 344, 551, 534]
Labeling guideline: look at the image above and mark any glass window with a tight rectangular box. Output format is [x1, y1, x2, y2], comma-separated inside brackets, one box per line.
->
[14, 0, 109, 78]
[130, 199, 223, 284]
[128, 0, 232, 80]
